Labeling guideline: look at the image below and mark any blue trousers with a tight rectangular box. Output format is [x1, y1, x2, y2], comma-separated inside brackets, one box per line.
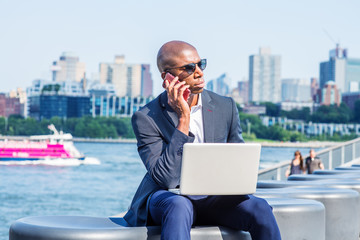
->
[149, 190, 281, 240]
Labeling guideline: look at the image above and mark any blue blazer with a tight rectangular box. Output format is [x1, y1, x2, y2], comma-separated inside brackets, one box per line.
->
[123, 89, 244, 226]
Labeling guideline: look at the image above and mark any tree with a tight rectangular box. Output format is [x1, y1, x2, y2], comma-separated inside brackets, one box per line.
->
[104, 124, 118, 138]
[54, 84, 61, 93]
[266, 125, 291, 141]
[74, 121, 86, 137]
[264, 102, 280, 117]
[338, 103, 352, 123]
[64, 118, 80, 133]
[0, 117, 5, 135]
[354, 100, 360, 123]
[281, 107, 311, 121]
[87, 120, 105, 138]
[49, 116, 64, 131]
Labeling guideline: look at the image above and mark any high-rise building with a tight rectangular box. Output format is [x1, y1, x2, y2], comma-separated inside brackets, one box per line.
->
[89, 85, 153, 117]
[141, 64, 153, 97]
[0, 93, 24, 117]
[237, 81, 249, 104]
[51, 52, 86, 82]
[281, 78, 311, 102]
[342, 92, 360, 111]
[311, 77, 319, 101]
[249, 47, 281, 103]
[319, 44, 360, 93]
[315, 81, 341, 106]
[99, 56, 153, 97]
[27, 80, 90, 120]
[206, 73, 231, 96]
[28, 95, 90, 120]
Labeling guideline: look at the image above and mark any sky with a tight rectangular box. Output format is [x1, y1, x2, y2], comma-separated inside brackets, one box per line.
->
[1, 0, 360, 96]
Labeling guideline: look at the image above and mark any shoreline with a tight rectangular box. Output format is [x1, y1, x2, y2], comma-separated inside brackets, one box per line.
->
[0, 135, 337, 147]
[73, 138, 336, 148]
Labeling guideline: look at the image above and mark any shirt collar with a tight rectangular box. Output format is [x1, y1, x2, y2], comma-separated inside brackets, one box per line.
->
[195, 93, 202, 107]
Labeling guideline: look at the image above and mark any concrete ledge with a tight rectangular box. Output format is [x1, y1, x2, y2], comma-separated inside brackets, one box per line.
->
[9, 216, 251, 240]
[9, 197, 328, 240]
[313, 169, 360, 175]
[256, 187, 360, 240]
[288, 173, 360, 181]
[265, 198, 325, 240]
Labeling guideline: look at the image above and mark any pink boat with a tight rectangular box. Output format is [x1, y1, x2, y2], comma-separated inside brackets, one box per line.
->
[0, 125, 84, 161]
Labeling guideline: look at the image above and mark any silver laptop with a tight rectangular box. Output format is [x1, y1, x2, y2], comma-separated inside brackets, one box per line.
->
[172, 143, 261, 195]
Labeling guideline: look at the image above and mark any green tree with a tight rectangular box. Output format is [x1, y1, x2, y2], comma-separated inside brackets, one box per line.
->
[266, 125, 291, 141]
[49, 116, 64, 131]
[312, 104, 352, 123]
[54, 84, 61, 93]
[338, 103, 352, 123]
[354, 100, 360, 123]
[104, 124, 118, 138]
[0, 117, 5, 135]
[87, 120, 104, 138]
[64, 118, 79, 133]
[7, 114, 23, 135]
[281, 107, 311, 121]
[74, 121, 86, 137]
[264, 102, 280, 117]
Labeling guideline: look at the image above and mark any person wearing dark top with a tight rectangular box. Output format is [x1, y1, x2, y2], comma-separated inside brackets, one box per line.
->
[305, 149, 324, 174]
[285, 150, 306, 177]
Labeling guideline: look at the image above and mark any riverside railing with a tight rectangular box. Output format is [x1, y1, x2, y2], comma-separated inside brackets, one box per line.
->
[258, 137, 360, 181]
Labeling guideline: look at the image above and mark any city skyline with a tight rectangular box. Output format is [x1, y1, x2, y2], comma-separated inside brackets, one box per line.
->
[1, 0, 360, 96]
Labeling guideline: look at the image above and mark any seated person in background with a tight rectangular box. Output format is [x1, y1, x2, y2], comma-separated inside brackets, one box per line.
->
[285, 150, 306, 177]
[123, 40, 281, 240]
[305, 149, 324, 174]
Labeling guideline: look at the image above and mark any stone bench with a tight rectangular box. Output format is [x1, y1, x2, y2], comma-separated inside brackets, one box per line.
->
[9, 216, 251, 240]
[255, 187, 360, 240]
[336, 166, 360, 170]
[265, 198, 325, 240]
[9, 197, 326, 240]
[288, 173, 360, 181]
[258, 179, 360, 193]
[313, 169, 360, 175]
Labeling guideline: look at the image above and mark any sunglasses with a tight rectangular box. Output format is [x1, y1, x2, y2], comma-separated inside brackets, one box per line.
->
[165, 59, 207, 74]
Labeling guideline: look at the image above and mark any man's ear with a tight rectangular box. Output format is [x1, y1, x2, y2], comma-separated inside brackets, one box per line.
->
[161, 72, 166, 80]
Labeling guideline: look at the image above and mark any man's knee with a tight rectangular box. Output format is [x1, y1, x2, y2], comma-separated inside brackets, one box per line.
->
[247, 196, 274, 225]
[166, 196, 194, 217]
[251, 196, 272, 211]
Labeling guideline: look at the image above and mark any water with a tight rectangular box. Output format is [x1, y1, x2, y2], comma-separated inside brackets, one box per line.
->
[0, 142, 317, 239]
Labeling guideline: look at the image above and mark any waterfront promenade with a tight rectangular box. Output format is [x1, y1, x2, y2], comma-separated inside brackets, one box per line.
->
[0, 135, 337, 147]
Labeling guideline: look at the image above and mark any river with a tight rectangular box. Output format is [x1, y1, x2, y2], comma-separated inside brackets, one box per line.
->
[0, 142, 319, 239]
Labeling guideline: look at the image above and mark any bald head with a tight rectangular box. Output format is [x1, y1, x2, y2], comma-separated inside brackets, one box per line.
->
[157, 41, 197, 73]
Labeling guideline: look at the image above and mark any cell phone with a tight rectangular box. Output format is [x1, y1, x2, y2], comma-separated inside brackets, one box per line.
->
[163, 72, 190, 100]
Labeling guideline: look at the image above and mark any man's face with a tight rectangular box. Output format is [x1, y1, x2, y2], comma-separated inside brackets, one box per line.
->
[310, 150, 316, 158]
[164, 48, 205, 94]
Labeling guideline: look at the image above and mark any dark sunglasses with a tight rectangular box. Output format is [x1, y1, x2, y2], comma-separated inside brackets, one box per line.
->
[165, 59, 207, 74]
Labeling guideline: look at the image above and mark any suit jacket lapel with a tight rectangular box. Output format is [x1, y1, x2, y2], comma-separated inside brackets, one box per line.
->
[202, 90, 215, 142]
[160, 91, 179, 127]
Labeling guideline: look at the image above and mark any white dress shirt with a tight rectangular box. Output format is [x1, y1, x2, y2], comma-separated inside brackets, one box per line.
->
[189, 94, 204, 143]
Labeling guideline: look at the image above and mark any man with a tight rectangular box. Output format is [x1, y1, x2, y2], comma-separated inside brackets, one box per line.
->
[305, 149, 324, 174]
[123, 40, 281, 240]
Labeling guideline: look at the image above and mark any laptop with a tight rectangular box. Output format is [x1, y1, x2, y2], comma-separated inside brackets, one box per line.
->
[170, 143, 261, 195]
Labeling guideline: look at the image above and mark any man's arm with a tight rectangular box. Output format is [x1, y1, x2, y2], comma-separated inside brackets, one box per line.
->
[132, 111, 194, 189]
[319, 158, 325, 170]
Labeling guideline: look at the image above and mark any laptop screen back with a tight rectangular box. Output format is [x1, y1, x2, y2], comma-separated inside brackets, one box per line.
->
[179, 143, 261, 195]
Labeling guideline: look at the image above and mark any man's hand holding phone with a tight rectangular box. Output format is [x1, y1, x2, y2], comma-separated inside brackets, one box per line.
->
[163, 73, 191, 101]
[163, 72, 192, 128]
